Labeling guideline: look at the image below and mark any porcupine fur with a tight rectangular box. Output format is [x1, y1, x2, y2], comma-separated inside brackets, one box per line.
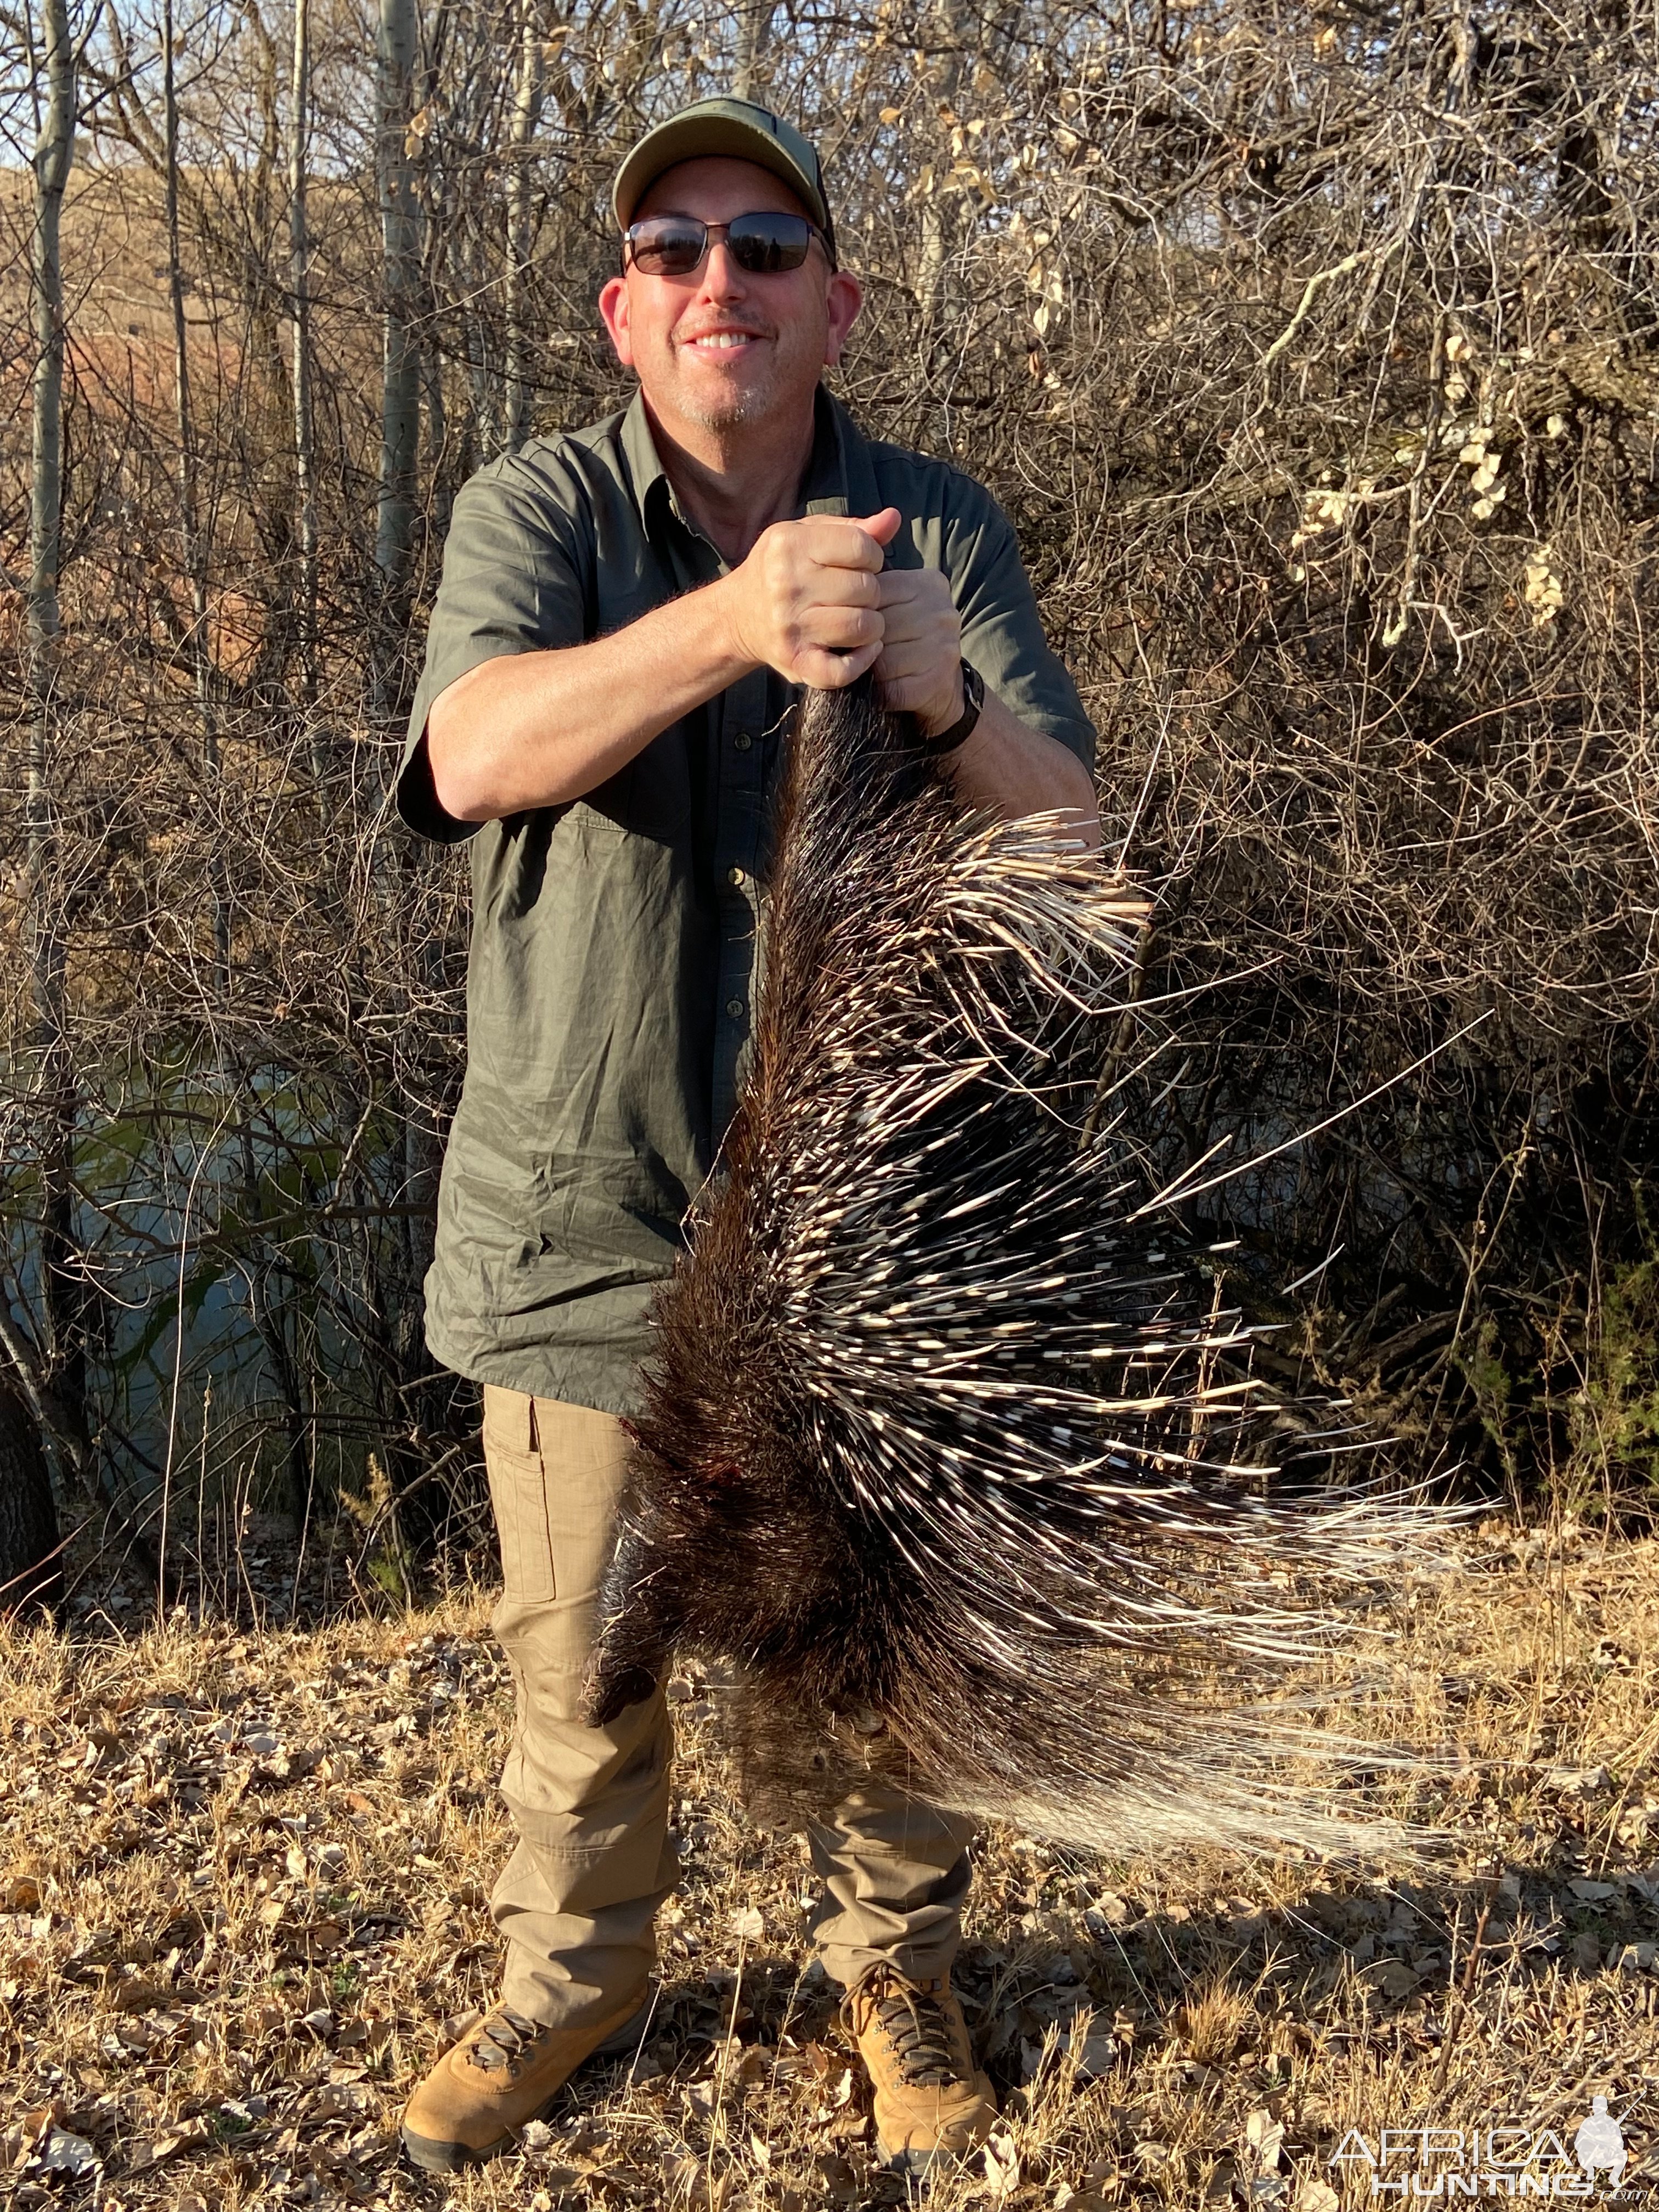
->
[586, 676, 1445, 1858]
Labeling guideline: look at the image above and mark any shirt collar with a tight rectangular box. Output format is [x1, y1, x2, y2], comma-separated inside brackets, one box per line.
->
[623, 383, 861, 539]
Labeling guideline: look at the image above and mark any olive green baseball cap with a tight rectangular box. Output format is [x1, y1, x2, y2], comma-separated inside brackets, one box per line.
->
[612, 97, 837, 265]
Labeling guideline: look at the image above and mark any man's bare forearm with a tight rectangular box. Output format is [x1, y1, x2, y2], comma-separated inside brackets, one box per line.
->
[427, 578, 751, 822]
[425, 513, 1100, 845]
[943, 690, 1102, 850]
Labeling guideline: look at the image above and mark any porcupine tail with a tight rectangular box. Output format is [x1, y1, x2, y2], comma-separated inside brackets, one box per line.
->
[588, 675, 1455, 1859]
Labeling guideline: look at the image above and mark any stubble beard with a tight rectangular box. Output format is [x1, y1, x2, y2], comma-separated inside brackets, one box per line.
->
[672, 351, 777, 434]
[665, 321, 820, 436]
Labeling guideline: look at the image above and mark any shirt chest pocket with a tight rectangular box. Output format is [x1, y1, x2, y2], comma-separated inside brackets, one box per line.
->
[579, 726, 693, 843]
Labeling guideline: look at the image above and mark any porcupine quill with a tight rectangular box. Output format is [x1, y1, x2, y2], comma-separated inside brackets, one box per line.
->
[586, 676, 1448, 1858]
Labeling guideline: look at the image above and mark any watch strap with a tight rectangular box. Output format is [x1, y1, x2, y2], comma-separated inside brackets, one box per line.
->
[913, 660, 985, 758]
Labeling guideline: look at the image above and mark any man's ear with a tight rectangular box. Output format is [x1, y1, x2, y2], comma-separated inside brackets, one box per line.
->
[823, 269, 862, 369]
[599, 274, 634, 366]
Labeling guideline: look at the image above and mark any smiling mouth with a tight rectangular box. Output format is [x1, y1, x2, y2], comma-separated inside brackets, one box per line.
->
[684, 330, 768, 352]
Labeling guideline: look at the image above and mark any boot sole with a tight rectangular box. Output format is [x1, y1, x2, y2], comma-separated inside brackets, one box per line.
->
[399, 2001, 653, 2173]
[876, 2126, 997, 2177]
[402, 2120, 528, 2174]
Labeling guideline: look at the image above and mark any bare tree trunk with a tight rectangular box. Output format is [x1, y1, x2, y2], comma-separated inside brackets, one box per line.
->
[290, 0, 319, 727]
[0, 1387, 60, 1619]
[503, 0, 543, 455]
[376, 0, 420, 689]
[25, 0, 92, 1504]
[422, 341, 453, 542]
[733, 0, 773, 99]
[28, 0, 70, 1031]
[162, 0, 228, 980]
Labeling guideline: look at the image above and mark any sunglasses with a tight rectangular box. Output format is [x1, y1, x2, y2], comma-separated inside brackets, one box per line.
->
[623, 211, 833, 278]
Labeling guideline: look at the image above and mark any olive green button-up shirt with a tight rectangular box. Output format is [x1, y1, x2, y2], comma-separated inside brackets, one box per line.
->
[398, 386, 1096, 1415]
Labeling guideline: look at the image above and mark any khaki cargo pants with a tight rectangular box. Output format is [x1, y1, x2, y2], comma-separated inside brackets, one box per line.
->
[483, 1385, 976, 2028]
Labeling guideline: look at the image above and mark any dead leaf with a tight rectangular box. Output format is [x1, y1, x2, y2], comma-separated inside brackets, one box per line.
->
[1296, 2181, 1341, 2212]
[125, 2123, 208, 2172]
[1246, 2106, 1285, 2170]
[984, 2129, 1020, 2194]
[1359, 1957, 1418, 1999]
[660, 2146, 725, 2207]
[1075, 2031, 1118, 2080]
[38, 2128, 98, 2179]
[109, 1979, 172, 2013]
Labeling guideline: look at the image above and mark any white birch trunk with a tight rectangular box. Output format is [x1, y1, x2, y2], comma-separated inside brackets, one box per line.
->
[28, 0, 71, 988]
[733, 0, 772, 99]
[290, 0, 319, 716]
[503, 0, 543, 455]
[376, 0, 420, 607]
[162, 0, 228, 978]
[25, 0, 92, 1497]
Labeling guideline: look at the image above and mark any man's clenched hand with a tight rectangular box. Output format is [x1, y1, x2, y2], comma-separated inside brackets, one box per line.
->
[871, 565, 963, 734]
[720, 507, 903, 691]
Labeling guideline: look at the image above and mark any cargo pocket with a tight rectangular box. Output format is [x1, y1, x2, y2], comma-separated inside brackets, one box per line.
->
[482, 1384, 557, 1602]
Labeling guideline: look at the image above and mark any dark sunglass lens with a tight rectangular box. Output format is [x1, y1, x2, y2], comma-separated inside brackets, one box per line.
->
[629, 218, 707, 273]
[727, 213, 812, 273]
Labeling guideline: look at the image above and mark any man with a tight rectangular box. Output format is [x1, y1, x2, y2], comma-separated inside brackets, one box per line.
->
[396, 97, 1100, 2177]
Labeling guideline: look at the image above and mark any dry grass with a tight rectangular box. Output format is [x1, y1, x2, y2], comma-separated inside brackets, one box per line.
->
[3, 1523, 1658, 2210]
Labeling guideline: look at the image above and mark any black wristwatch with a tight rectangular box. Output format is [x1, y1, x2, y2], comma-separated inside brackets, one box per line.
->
[915, 660, 985, 757]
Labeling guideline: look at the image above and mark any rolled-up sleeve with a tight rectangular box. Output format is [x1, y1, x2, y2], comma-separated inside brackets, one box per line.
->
[397, 457, 592, 843]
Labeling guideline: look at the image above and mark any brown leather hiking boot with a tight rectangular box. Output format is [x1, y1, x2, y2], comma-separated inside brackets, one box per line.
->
[842, 1965, 998, 2174]
[400, 1996, 647, 2172]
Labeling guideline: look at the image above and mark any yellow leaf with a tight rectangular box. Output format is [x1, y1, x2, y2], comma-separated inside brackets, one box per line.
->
[879, 106, 900, 123]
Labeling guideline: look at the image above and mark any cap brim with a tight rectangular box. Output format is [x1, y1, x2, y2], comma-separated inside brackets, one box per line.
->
[613, 115, 829, 235]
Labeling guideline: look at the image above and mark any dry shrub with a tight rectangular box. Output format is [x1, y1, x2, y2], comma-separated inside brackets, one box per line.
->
[1, 0, 1656, 1547]
[826, 0, 1659, 1503]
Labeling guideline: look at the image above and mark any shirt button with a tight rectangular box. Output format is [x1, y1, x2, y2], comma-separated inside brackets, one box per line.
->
[727, 865, 746, 887]
[733, 731, 753, 752]
[725, 997, 744, 1019]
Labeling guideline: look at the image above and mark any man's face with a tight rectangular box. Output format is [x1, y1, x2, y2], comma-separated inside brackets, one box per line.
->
[599, 156, 861, 439]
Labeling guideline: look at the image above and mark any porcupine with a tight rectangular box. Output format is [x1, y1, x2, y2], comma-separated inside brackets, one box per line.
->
[585, 675, 1441, 1858]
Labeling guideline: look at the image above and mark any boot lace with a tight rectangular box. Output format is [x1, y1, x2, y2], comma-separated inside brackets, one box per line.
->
[465, 2005, 549, 2078]
[847, 1967, 966, 2089]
